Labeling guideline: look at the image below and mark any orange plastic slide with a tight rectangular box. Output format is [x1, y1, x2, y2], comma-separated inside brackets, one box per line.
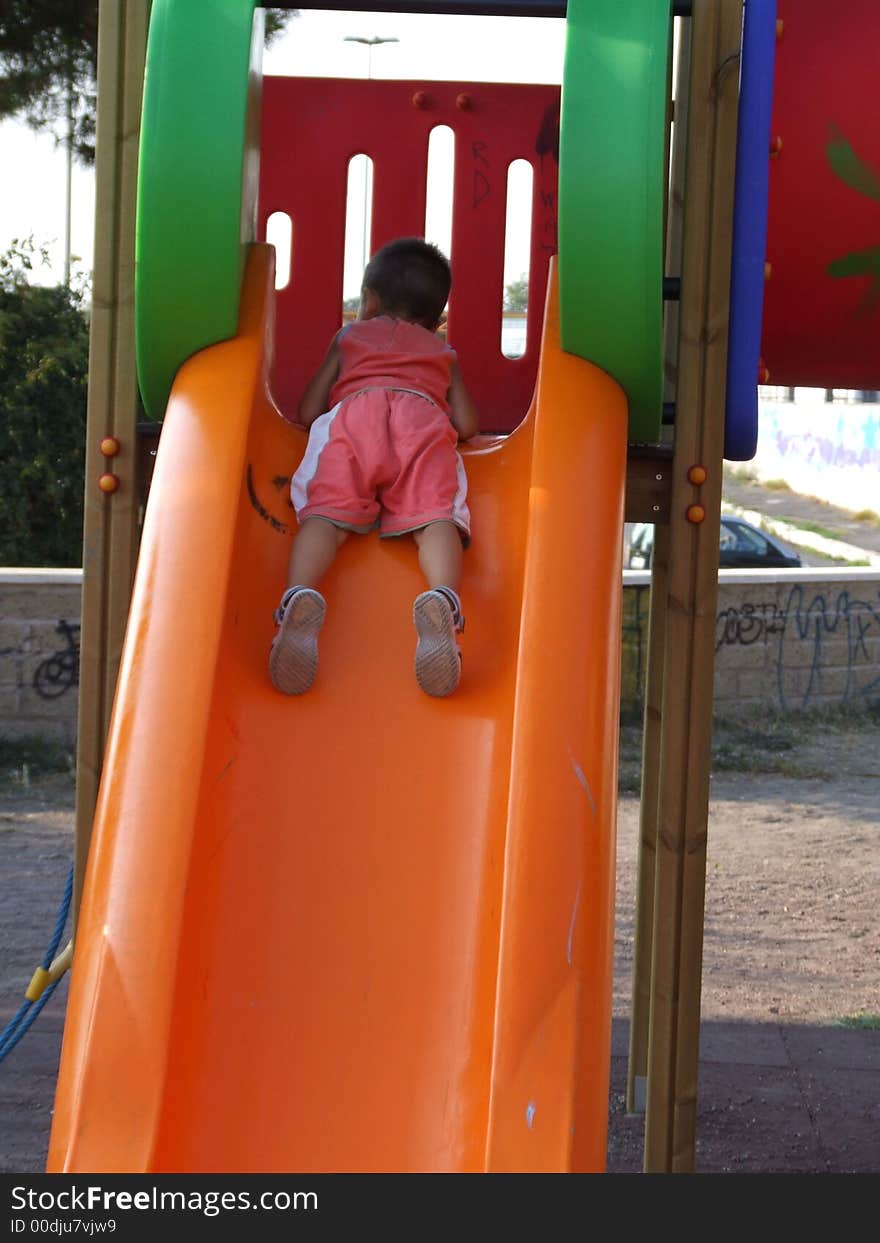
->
[48, 245, 627, 1173]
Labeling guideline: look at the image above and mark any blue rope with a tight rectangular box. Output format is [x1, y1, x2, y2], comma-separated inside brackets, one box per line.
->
[0, 862, 73, 1064]
[42, 864, 73, 969]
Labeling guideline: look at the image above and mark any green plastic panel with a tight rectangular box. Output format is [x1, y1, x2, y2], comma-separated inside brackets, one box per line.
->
[136, 0, 262, 418]
[558, 0, 670, 441]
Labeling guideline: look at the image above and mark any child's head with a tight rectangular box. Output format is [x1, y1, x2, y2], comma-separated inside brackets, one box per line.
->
[360, 237, 451, 330]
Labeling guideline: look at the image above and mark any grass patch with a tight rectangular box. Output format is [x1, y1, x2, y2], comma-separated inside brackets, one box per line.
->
[0, 736, 75, 790]
[725, 466, 758, 485]
[708, 719, 829, 778]
[779, 517, 843, 541]
[618, 724, 644, 795]
[834, 1013, 880, 1031]
[852, 509, 880, 527]
[615, 709, 880, 791]
[762, 478, 791, 492]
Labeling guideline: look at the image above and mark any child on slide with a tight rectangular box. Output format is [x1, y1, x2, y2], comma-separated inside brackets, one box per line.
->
[269, 237, 479, 698]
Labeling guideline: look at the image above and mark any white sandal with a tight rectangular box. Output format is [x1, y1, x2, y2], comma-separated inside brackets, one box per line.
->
[269, 587, 326, 695]
[413, 588, 464, 697]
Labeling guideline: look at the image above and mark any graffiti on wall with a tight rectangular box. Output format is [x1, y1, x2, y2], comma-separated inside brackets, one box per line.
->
[716, 585, 880, 710]
[32, 620, 80, 700]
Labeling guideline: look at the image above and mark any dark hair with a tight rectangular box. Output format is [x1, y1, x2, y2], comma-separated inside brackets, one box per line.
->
[363, 237, 451, 328]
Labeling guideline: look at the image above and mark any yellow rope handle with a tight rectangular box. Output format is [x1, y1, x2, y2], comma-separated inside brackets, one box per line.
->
[25, 941, 73, 1002]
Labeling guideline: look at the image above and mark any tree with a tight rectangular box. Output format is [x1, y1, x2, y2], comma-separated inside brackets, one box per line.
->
[0, 4, 294, 164]
[0, 240, 90, 567]
[504, 275, 529, 312]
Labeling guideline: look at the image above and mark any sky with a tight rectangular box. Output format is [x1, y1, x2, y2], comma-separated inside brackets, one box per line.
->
[0, 10, 567, 292]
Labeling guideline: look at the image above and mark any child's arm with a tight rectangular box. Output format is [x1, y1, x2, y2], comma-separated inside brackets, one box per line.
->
[447, 360, 480, 442]
[298, 335, 343, 428]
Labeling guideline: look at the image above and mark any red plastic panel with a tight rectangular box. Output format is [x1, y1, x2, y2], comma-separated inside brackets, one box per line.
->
[259, 77, 560, 431]
[762, 0, 880, 389]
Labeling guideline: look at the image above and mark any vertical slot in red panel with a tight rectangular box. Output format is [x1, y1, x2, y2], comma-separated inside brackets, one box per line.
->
[259, 78, 560, 431]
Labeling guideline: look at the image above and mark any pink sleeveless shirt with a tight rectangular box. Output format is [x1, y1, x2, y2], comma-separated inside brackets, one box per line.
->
[329, 317, 454, 414]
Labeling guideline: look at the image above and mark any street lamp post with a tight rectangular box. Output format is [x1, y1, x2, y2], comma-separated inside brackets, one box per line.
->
[344, 34, 399, 80]
[344, 36, 399, 268]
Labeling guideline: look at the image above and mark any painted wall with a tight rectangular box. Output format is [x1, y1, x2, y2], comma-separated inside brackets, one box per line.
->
[751, 395, 880, 515]
[3, 568, 880, 743]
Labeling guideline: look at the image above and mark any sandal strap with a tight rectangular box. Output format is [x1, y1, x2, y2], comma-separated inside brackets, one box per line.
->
[434, 586, 465, 633]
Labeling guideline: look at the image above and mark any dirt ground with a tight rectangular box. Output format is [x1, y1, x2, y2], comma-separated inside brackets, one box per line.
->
[610, 719, 880, 1173]
[1, 719, 878, 1174]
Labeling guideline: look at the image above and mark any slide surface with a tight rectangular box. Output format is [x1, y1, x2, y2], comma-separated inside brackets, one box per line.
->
[48, 247, 627, 1173]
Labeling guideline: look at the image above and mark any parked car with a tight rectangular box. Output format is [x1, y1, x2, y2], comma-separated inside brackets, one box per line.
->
[626, 516, 803, 569]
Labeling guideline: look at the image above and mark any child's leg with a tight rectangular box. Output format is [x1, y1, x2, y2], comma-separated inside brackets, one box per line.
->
[287, 517, 348, 588]
[412, 522, 465, 698]
[270, 519, 347, 696]
[412, 520, 462, 592]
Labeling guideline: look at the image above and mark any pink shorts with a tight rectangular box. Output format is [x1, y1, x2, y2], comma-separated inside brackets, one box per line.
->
[291, 388, 470, 540]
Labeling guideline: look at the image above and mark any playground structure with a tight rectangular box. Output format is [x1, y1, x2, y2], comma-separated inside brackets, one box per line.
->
[44, 0, 880, 1173]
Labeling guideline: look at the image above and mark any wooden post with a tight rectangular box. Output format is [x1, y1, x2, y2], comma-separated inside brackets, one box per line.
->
[74, 0, 151, 927]
[626, 11, 691, 1116]
[643, 0, 741, 1172]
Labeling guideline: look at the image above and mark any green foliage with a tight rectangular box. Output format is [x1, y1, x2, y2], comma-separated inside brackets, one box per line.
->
[504, 274, 529, 312]
[0, 1, 97, 162]
[0, 3, 294, 164]
[0, 240, 90, 567]
[834, 1013, 880, 1030]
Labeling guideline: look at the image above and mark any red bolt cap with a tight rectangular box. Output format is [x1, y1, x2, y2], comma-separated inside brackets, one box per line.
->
[412, 91, 430, 109]
[455, 93, 472, 111]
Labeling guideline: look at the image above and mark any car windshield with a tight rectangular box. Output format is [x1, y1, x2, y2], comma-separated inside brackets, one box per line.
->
[721, 520, 773, 556]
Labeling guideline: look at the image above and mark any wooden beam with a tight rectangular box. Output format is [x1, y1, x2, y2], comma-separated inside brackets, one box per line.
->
[74, 0, 151, 928]
[625, 448, 673, 524]
[643, 0, 741, 1172]
[626, 9, 692, 1116]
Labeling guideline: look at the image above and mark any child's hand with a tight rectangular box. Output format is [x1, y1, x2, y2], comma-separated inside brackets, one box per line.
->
[298, 335, 342, 427]
[448, 361, 479, 441]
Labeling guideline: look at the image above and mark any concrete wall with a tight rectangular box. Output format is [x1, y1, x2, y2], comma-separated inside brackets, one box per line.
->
[3, 567, 879, 744]
[0, 570, 83, 743]
[623, 567, 880, 718]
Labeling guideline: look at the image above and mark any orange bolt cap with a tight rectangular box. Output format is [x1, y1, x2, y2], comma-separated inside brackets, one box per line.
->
[98, 473, 120, 494]
[100, 436, 121, 457]
[776, 18, 784, 39]
[764, 261, 772, 281]
[770, 135, 783, 157]
[687, 465, 708, 486]
[686, 504, 706, 524]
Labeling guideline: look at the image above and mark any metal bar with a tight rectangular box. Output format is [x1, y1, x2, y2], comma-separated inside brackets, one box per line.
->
[269, 1, 694, 17]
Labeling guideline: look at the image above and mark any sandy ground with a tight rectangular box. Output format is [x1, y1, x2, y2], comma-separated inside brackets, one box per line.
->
[1, 722, 878, 1174]
[609, 723, 880, 1173]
